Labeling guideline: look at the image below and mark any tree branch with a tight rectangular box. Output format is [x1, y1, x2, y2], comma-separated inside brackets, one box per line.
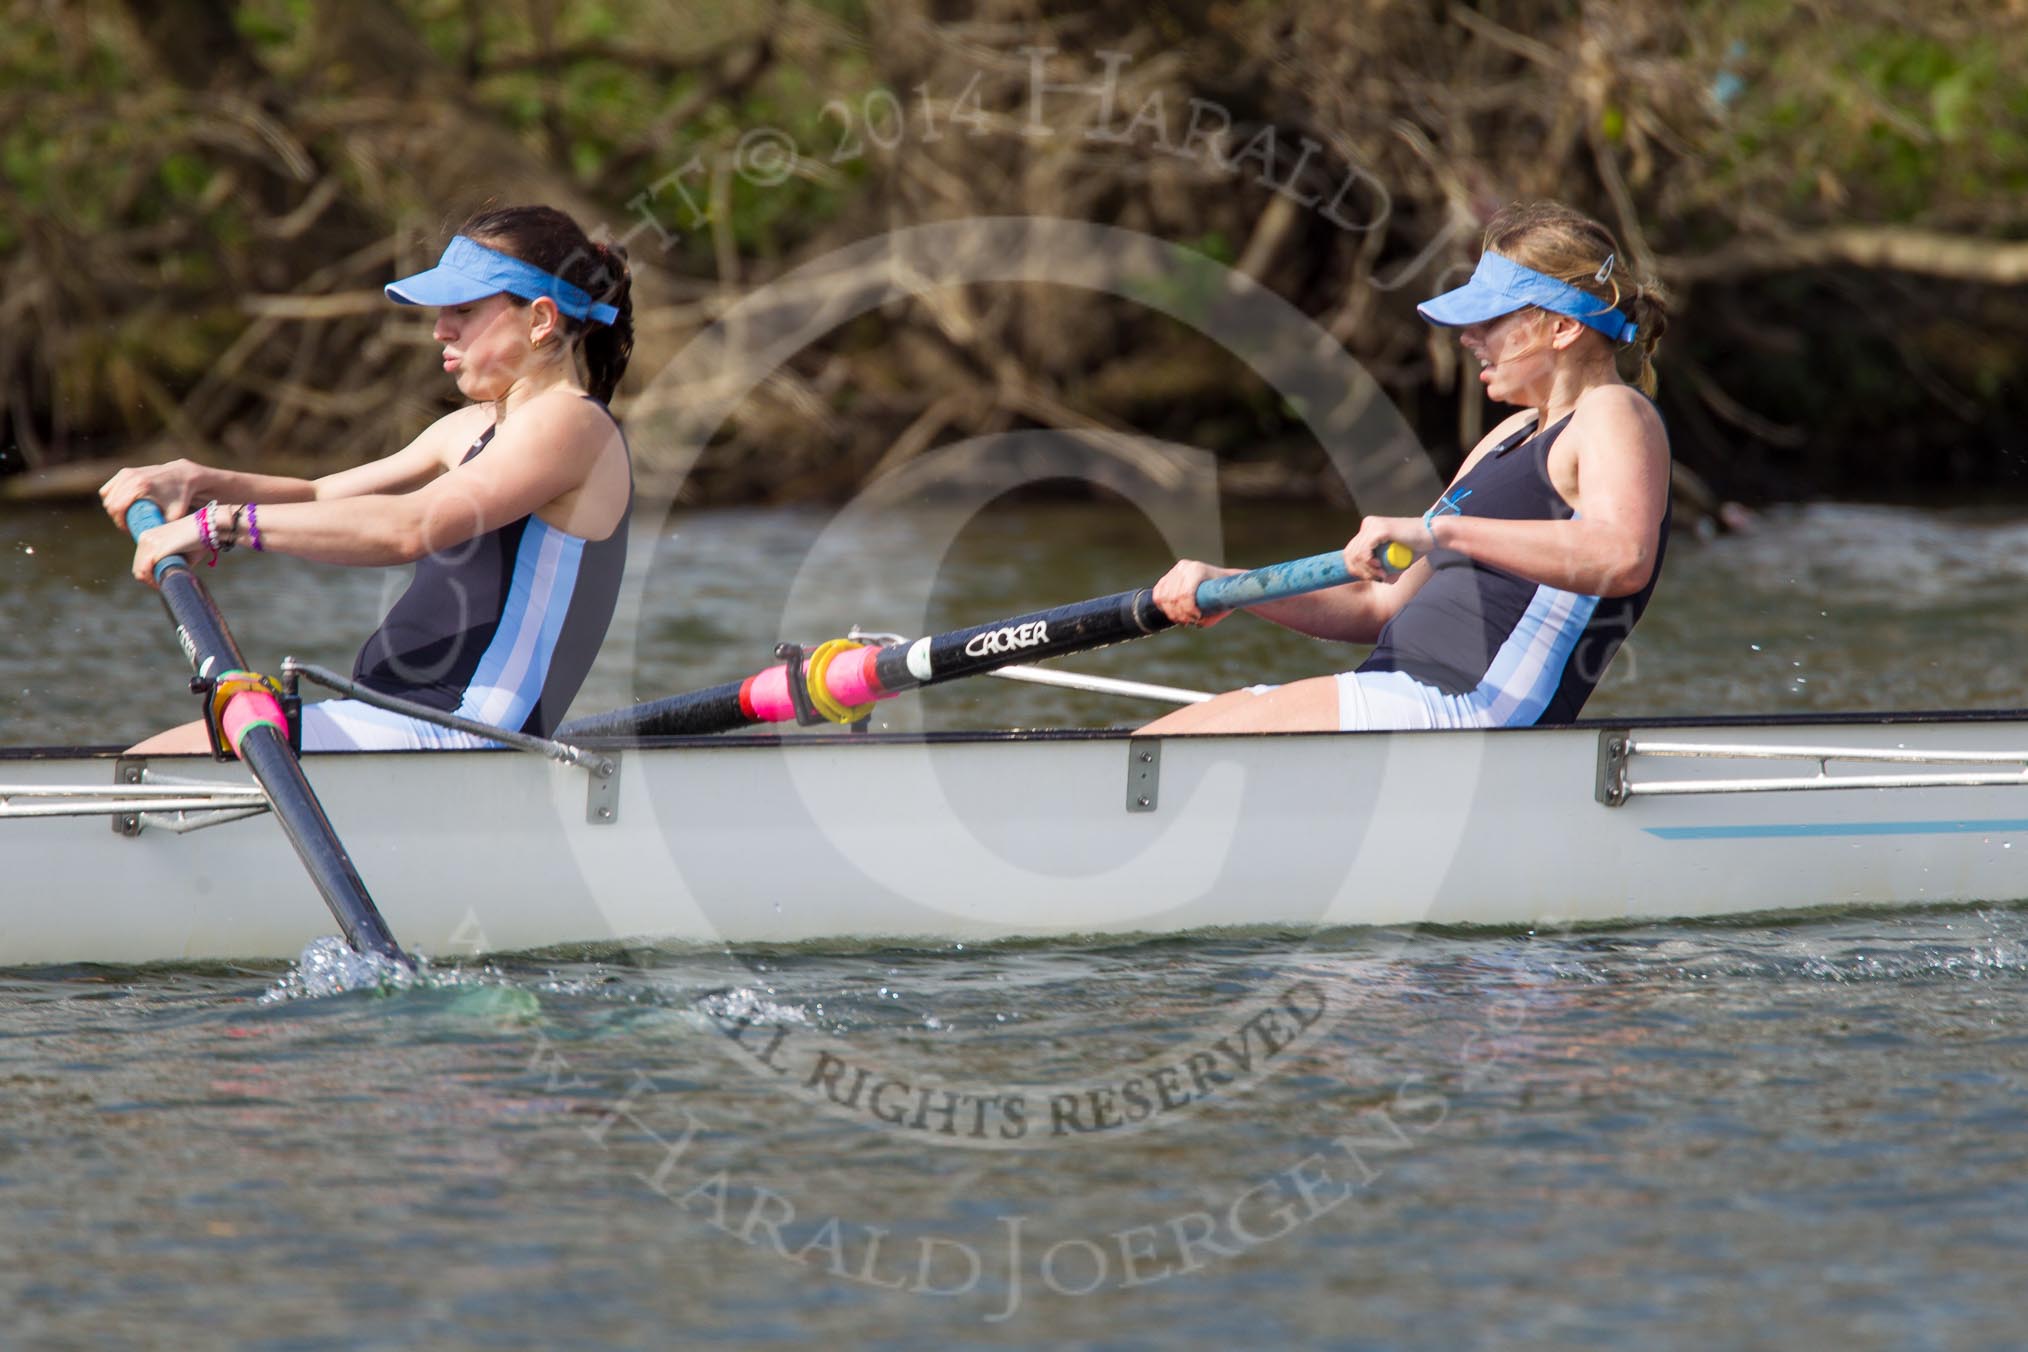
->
[1661, 228, 2028, 286]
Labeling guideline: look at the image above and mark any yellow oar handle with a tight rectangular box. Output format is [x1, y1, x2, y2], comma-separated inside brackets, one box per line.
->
[1381, 541, 1416, 571]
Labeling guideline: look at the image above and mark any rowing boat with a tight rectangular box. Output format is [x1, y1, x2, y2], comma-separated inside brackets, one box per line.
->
[10, 707, 2028, 965]
[15, 537, 2028, 966]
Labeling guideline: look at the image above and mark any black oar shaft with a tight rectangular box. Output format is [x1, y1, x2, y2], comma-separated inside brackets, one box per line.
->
[559, 589, 1168, 739]
[128, 504, 405, 962]
[558, 680, 747, 739]
[870, 588, 1168, 694]
[557, 549, 1362, 741]
[232, 724, 396, 959]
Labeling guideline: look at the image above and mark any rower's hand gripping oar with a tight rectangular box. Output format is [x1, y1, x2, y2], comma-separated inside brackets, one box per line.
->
[560, 544, 1416, 740]
[125, 500, 409, 965]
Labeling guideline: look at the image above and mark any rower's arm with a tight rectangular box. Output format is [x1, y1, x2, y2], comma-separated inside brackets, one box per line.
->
[192, 396, 606, 567]
[1238, 565, 1429, 643]
[101, 407, 481, 526]
[305, 405, 488, 500]
[1211, 412, 1535, 634]
[1428, 390, 1667, 597]
[1150, 557, 1426, 644]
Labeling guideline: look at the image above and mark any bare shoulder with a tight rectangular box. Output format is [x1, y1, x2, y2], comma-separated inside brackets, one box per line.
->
[452, 391, 625, 510]
[1570, 384, 1667, 453]
[503, 388, 620, 449]
[437, 401, 497, 435]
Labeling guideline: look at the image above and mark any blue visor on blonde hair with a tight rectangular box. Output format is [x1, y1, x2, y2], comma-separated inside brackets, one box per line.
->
[1417, 251, 1637, 344]
[385, 235, 619, 326]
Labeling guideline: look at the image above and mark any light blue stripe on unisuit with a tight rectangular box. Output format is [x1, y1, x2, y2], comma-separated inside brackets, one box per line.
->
[1469, 503, 1599, 727]
[1647, 819, 2028, 840]
[457, 520, 580, 727]
[496, 521, 582, 727]
[457, 523, 548, 721]
[1469, 582, 1597, 726]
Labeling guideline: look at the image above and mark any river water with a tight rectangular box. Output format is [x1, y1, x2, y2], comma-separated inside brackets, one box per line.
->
[6, 499, 2028, 1347]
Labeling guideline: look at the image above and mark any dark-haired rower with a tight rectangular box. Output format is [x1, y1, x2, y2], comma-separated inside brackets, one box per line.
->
[102, 204, 635, 751]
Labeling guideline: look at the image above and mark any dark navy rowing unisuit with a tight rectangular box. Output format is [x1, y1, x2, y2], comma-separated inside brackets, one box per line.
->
[351, 399, 631, 736]
[1357, 410, 1668, 724]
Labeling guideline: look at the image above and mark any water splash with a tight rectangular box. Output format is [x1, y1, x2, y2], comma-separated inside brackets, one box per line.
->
[1530, 912, 2028, 986]
[259, 935, 521, 1005]
[697, 985, 813, 1025]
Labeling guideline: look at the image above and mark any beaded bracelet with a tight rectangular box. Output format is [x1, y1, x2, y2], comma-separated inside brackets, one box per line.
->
[246, 503, 263, 552]
[195, 502, 219, 567]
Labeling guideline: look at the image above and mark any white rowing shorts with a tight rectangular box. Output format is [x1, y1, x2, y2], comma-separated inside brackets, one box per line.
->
[298, 698, 505, 752]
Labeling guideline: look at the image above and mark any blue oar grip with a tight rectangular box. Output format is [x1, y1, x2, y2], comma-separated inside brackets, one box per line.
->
[125, 500, 166, 537]
[1194, 549, 1353, 617]
[124, 499, 186, 583]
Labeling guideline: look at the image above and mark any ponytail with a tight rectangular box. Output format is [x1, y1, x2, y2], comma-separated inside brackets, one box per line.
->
[582, 241, 633, 404]
[1623, 279, 1671, 397]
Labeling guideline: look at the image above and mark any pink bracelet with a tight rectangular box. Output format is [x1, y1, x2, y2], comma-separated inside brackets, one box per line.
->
[246, 502, 263, 552]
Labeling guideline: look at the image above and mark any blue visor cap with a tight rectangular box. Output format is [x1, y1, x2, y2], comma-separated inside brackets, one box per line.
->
[1417, 251, 1637, 344]
[385, 235, 620, 326]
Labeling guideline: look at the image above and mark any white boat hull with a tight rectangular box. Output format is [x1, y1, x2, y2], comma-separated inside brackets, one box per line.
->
[8, 716, 2028, 965]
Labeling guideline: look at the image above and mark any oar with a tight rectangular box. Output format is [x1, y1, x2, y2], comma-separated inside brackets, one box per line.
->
[559, 545, 1409, 739]
[125, 501, 408, 964]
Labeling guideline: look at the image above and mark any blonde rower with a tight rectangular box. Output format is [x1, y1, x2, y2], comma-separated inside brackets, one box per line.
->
[1145, 200, 1671, 734]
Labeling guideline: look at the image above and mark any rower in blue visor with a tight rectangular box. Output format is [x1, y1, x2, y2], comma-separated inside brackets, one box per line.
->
[1143, 199, 1675, 736]
[106, 203, 638, 754]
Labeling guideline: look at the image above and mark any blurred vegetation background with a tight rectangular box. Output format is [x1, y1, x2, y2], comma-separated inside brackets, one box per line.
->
[1, 0, 2024, 514]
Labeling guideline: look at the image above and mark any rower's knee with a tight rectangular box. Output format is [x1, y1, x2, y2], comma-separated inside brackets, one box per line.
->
[126, 719, 214, 756]
[1138, 688, 1258, 735]
[1140, 680, 1340, 735]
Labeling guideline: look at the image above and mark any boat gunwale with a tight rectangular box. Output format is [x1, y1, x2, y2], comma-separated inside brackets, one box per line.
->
[13, 703, 2028, 762]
